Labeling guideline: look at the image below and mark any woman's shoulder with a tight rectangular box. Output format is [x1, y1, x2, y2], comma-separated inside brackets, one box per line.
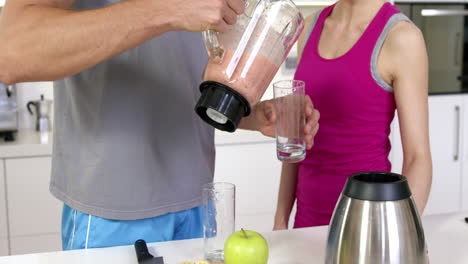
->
[305, 8, 326, 26]
[303, 10, 322, 33]
[297, 10, 325, 58]
[386, 19, 425, 52]
[300, 9, 326, 43]
[379, 17, 427, 81]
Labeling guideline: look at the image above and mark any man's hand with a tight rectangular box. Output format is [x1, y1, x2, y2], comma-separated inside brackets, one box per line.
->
[240, 96, 320, 150]
[167, 0, 245, 32]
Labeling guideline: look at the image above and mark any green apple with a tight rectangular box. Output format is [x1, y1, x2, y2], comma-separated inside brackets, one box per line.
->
[224, 229, 269, 264]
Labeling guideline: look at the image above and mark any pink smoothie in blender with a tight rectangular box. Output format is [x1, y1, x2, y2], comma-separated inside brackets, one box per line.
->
[195, 0, 304, 132]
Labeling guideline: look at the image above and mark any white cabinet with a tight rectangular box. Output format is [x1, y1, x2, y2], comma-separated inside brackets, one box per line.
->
[5, 156, 62, 254]
[214, 141, 282, 232]
[390, 95, 465, 215]
[0, 239, 8, 256]
[0, 160, 8, 256]
[0, 161, 7, 238]
[462, 96, 468, 211]
[10, 233, 61, 255]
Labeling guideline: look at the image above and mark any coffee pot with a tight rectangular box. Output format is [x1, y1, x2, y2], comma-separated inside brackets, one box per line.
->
[326, 172, 428, 264]
[195, 0, 304, 132]
[27, 95, 53, 132]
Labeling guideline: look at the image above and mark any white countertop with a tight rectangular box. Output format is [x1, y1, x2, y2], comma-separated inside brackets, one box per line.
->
[0, 130, 52, 158]
[0, 211, 466, 264]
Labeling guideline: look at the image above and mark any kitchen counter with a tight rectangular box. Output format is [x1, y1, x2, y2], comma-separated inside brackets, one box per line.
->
[0, 130, 52, 158]
[215, 129, 275, 146]
[0, 129, 273, 160]
[0, 211, 466, 264]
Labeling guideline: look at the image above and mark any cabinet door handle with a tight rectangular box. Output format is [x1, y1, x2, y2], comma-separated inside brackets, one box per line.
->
[422, 9, 468, 17]
[454, 105, 461, 161]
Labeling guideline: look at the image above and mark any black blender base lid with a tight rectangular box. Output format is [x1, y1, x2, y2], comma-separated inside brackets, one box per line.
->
[195, 81, 251, 132]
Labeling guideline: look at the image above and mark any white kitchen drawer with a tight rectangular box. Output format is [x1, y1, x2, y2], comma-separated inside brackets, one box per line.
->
[214, 142, 282, 216]
[5, 157, 62, 237]
[0, 238, 8, 256]
[0, 160, 8, 238]
[9, 233, 61, 255]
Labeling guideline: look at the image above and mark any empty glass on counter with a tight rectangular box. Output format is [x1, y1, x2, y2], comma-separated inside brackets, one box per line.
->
[195, 0, 304, 132]
[273, 80, 306, 163]
[202, 182, 236, 263]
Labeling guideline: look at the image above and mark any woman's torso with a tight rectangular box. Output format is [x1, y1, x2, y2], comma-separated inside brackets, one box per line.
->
[294, 2, 409, 227]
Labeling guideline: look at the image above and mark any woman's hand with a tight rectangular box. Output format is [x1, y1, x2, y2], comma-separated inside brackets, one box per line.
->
[273, 222, 288, 231]
[239, 95, 320, 150]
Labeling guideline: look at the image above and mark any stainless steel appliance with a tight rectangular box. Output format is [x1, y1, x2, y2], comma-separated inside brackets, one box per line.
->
[27, 94, 52, 132]
[325, 172, 428, 264]
[397, 3, 468, 94]
[0, 82, 18, 141]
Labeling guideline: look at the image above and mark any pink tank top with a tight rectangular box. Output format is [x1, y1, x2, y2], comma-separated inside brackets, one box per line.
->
[294, 3, 407, 228]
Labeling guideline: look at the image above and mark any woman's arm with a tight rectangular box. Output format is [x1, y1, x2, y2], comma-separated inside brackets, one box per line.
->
[380, 22, 432, 214]
[271, 12, 323, 230]
[273, 163, 298, 230]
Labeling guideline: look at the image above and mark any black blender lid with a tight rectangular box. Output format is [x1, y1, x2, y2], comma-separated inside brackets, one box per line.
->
[195, 81, 251, 132]
[343, 172, 412, 201]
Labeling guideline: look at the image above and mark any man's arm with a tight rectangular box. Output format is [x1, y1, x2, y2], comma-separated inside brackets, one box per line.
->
[0, 0, 244, 84]
[381, 22, 432, 214]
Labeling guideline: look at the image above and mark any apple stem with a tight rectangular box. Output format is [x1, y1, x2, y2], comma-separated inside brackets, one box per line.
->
[241, 228, 248, 238]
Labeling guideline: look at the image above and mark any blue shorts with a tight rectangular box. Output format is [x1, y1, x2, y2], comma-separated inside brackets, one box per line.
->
[61, 204, 203, 250]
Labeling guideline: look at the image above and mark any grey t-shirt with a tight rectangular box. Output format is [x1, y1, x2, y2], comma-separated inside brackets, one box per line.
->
[50, 0, 215, 220]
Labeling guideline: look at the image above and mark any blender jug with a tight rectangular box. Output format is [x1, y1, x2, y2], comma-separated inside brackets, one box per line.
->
[195, 0, 304, 132]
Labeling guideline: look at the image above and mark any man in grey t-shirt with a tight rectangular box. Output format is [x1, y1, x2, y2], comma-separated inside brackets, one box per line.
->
[0, 0, 319, 249]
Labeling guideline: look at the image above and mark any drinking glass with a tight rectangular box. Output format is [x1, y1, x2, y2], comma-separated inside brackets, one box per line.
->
[202, 182, 236, 263]
[273, 80, 306, 163]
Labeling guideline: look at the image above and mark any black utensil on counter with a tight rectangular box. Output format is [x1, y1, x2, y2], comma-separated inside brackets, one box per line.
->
[134, 239, 164, 264]
[465, 217, 468, 223]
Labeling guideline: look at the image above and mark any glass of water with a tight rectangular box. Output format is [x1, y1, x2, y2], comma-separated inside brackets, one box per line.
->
[202, 182, 235, 263]
[273, 80, 306, 163]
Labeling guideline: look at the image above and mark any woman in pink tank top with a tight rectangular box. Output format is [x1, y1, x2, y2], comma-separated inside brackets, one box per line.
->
[274, 0, 432, 229]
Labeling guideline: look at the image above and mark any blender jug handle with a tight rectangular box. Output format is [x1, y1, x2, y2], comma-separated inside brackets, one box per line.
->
[203, 30, 224, 62]
[27, 101, 37, 115]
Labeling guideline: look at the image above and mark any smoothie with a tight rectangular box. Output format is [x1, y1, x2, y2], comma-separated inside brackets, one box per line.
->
[203, 49, 280, 107]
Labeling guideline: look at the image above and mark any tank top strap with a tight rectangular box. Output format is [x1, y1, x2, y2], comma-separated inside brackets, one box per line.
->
[299, 5, 335, 60]
[356, 3, 401, 53]
[308, 5, 335, 50]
